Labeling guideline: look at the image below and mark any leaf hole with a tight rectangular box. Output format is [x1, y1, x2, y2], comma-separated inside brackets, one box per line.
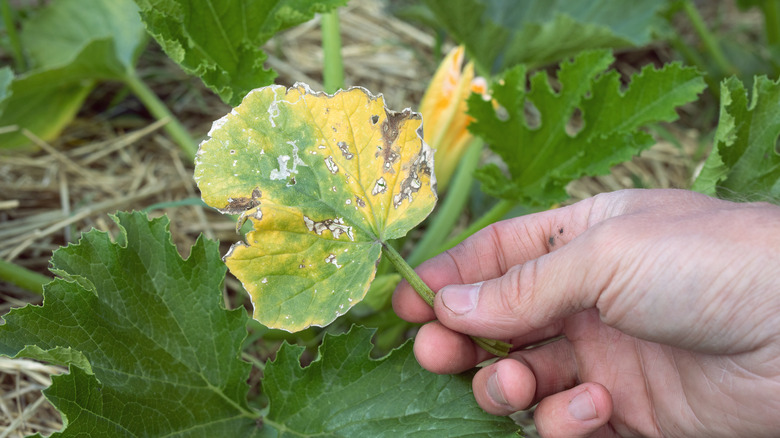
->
[524, 101, 541, 129]
[566, 108, 584, 137]
[371, 114, 379, 124]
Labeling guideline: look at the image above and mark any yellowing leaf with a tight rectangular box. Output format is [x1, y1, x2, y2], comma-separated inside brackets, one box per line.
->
[195, 84, 436, 331]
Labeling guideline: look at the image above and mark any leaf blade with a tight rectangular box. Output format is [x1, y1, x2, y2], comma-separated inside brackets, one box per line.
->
[0, 212, 259, 436]
[195, 84, 436, 331]
[262, 326, 522, 437]
[134, 0, 346, 106]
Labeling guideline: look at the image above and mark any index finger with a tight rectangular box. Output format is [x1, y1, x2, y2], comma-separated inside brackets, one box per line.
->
[392, 197, 596, 323]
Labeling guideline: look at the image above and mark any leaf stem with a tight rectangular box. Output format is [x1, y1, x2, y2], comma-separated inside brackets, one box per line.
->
[406, 139, 483, 267]
[0, 258, 49, 295]
[321, 10, 344, 93]
[241, 352, 265, 372]
[123, 72, 198, 160]
[437, 198, 517, 254]
[0, 0, 26, 72]
[762, 0, 780, 46]
[382, 243, 434, 306]
[381, 243, 510, 357]
[680, 0, 735, 77]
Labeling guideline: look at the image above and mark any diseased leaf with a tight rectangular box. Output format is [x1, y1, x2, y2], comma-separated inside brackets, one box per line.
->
[134, 0, 346, 106]
[693, 76, 780, 199]
[469, 50, 706, 206]
[0, 0, 146, 149]
[262, 326, 522, 437]
[0, 212, 260, 436]
[195, 84, 436, 331]
[423, 0, 664, 73]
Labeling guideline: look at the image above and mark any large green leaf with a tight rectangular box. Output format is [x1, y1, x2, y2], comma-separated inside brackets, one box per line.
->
[0, 212, 259, 436]
[469, 50, 706, 206]
[693, 76, 780, 199]
[423, 0, 665, 73]
[195, 84, 436, 331]
[0, 0, 147, 149]
[134, 0, 346, 106]
[262, 326, 521, 437]
[0, 212, 523, 436]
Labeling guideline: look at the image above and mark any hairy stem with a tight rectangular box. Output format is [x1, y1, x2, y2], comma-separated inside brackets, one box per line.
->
[381, 243, 510, 357]
[321, 10, 345, 93]
[123, 72, 198, 160]
[680, 0, 735, 77]
[407, 140, 483, 267]
[0, 258, 49, 295]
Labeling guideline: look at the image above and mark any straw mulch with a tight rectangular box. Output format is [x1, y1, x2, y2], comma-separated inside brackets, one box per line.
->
[0, 0, 706, 436]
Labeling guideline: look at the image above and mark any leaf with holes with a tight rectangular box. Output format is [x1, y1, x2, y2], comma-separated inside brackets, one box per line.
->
[195, 84, 436, 331]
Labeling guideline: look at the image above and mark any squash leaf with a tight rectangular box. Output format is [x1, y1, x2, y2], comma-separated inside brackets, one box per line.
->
[0, 212, 259, 436]
[262, 326, 522, 437]
[0, 0, 147, 149]
[693, 76, 780, 199]
[423, 0, 665, 73]
[469, 50, 707, 206]
[0, 213, 517, 436]
[195, 84, 436, 331]
[134, 0, 346, 106]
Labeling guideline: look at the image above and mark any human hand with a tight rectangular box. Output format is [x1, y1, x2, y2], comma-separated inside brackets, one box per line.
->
[393, 189, 780, 437]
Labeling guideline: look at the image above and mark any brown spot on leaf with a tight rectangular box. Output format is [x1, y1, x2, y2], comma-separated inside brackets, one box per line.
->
[393, 145, 432, 208]
[222, 188, 262, 215]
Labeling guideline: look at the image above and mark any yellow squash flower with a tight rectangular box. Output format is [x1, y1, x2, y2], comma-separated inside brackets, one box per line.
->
[419, 46, 486, 192]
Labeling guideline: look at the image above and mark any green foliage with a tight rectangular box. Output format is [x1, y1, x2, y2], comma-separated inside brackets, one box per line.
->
[0, 0, 147, 149]
[134, 0, 346, 106]
[263, 326, 521, 437]
[469, 50, 707, 206]
[0, 212, 521, 437]
[423, 0, 665, 73]
[0, 212, 257, 436]
[693, 76, 780, 200]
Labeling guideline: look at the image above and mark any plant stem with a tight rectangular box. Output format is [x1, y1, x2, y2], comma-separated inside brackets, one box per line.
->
[381, 243, 510, 357]
[123, 72, 198, 160]
[321, 10, 344, 93]
[0, 258, 49, 295]
[1, 0, 26, 72]
[406, 139, 483, 267]
[762, 0, 780, 46]
[680, 0, 735, 77]
[438, 198, 517, 254]
[382, 242, 434, 306]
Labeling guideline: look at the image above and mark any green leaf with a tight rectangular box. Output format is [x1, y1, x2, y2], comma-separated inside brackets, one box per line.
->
[0, 0, 147, 149]
[262, 326, 522, 437]
[0, 212, 259, 436]
[134, 0, 346, 106]
[21, 0, 145, 72]
[423, 0, 665, 73]
[693, 76, 780, 199]
[469, 50, 706, 206]
[196, 84, 436, 331]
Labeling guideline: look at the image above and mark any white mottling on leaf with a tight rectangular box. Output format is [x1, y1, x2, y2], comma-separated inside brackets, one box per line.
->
[372, 177, 388, 195]
[325, 156, 339, 174]
[326, 254, 342, 269]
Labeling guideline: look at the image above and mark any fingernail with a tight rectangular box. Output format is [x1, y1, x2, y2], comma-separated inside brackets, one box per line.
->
[568, 390, 597, 421]
[440, 283, 479, 315]
[486, 372, 509, 407]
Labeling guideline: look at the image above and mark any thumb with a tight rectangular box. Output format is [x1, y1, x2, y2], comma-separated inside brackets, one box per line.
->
[432, 222, 616, 340]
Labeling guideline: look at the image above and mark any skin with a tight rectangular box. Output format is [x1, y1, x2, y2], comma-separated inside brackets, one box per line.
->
[392, 189, 780, 437]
